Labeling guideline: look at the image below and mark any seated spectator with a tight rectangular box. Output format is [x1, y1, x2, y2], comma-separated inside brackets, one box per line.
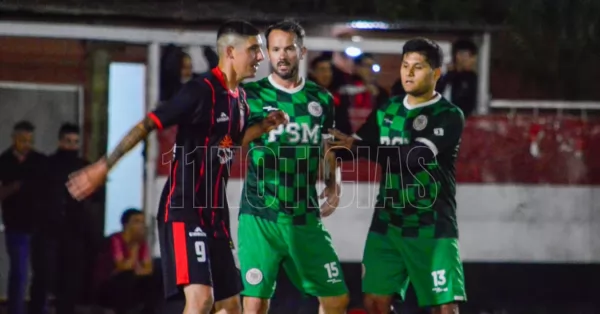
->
[94, 208, 160, 314]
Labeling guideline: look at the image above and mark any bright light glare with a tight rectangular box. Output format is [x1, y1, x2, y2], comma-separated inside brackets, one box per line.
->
[348, 21, 390, 30]
[372, 64, 381, 73]
[345, 46, 362, 57]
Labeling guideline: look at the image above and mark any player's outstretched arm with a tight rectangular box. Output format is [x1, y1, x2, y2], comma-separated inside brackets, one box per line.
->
[329, 128, 434, 169]
[106, 117, 156, 169]
[240, 111, 289, 146]
[66, 117, 157, 201]
[67, 79, 204, 201]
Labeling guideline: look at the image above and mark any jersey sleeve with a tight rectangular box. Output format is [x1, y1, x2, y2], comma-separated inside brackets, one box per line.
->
[414, 108, 465, 156]
[147, 79, 207, 130]
[242, 84, 265, 127]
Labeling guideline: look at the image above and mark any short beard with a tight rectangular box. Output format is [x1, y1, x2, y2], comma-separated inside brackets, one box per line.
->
[272, 63, 298, 80]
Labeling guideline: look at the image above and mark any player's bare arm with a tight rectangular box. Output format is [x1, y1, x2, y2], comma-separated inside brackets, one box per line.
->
[241, 111, 289, 146]
[67, 116, 157, 201]
[319, 143, 341, 217]
[106, 117, 157, 169]
[328, 128, 437, 170]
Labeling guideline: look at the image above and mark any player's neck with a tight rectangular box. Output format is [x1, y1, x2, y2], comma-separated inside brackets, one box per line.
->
[406, 90, 437, 107]
[217, 62, 241, 90]
[271, 73, 303, 89]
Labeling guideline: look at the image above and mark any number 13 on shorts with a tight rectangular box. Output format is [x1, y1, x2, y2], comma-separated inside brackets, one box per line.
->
[431, 269, 446, 291]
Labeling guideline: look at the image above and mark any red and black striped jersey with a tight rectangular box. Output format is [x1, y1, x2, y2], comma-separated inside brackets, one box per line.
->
[151, 67, 249, 239]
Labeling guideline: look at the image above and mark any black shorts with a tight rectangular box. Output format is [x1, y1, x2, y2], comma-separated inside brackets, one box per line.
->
[158, 220, 242, 301]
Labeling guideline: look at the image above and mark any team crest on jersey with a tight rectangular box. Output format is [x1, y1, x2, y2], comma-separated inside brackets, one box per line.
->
[217, 135, 234, 164]
[245, 268, 263, 285]
[308, 101, 323, 117]
[413, 115, 428, 131]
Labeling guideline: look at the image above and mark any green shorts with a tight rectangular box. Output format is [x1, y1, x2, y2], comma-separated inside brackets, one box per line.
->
[237, 213, 348, 299]
[362, 229, 467, 307]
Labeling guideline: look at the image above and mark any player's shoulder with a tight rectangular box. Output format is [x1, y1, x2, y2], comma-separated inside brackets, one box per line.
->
[304, 78, 334, 102]
[434, 96, 465, 121]
[181, 73, 212, 93]
[241, 77, 269, 93]
[377, 95, 404, 112]
[304, 79, 330, 95]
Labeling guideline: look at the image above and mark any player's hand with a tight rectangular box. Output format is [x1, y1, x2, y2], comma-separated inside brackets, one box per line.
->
[319, 183, 340, 218]
[327, 129, 355, 150]
[261, 110, 289, 133]
[66, 159, 108, 201]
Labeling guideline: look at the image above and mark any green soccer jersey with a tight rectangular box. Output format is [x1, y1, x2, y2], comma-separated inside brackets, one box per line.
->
[240, 75, 334, 221]
[355, 93, 464, 238]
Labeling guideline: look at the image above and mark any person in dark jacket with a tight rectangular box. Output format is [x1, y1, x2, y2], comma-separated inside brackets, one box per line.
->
[0, 121, 48, 314]
[29, 123, 95, 314]
[353, 53, 389, 109]
[160, 46, 195, 102]
[436, 39, 478, 117]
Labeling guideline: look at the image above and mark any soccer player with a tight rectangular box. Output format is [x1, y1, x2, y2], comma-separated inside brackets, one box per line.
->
[238, 20, 349, 314]
[66, 20, 288, 314]
[329, 38, 467, 314]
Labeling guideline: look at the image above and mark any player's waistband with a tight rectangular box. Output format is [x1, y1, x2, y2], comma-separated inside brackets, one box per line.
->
[239, 206, 320, 226]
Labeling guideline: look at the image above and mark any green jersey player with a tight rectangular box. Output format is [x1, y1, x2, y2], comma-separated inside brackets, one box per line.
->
[330, 38, 466, 314]
[238, 20, 349, 314]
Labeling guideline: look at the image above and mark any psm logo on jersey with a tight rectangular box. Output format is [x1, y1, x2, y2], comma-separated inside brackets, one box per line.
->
[308, 101, 323, 117]
[413, 115, 428, 131]
[217, 135, 234, 164]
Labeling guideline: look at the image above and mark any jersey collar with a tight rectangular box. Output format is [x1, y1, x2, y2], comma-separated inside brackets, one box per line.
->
[211, 67, 239, 98]
[268, 74, 305, 94]
[403, 92, 442, 110]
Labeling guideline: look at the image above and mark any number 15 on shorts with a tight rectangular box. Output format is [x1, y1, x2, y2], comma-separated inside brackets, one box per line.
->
[324, 262, 342, 283]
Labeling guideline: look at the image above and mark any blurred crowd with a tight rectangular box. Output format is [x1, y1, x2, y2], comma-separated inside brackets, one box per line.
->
[0, 122, 161, 314]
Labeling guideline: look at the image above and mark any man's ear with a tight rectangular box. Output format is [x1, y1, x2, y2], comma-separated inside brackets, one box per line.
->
[433, 67, 442, 81]
[226, 46, 235, 59]
[300, 46, 307, 60]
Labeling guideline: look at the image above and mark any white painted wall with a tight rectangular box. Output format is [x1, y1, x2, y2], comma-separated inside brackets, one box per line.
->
[152, 177, 600, 263]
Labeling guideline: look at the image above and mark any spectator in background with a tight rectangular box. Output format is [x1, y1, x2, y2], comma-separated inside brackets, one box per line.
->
[180, 52, 194, 84]
[95, 208, 158, 314]
[329, 50, 357, 135]
[308, 54, 333, 89]
[437, 39, 479, 117]
[29, 123, 94, 314]
[202, 45, 219, 69]
[160, 46, 195, 101]
[353, 53, 389, 109]
[0, 121, 48, 314]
